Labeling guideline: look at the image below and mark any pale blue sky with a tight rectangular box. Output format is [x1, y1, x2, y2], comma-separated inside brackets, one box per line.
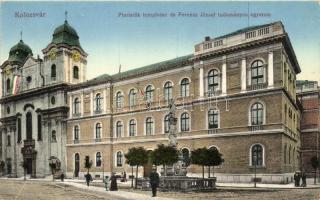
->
[1, 1, 319, 82]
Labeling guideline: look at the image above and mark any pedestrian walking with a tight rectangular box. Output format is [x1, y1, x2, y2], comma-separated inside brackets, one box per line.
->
[149, 166, 160, 197]
[60, 171, 65, 182]
[104, 176, 110, 191]
[85, 173, 92, 187]
[124, 172, 127, 182]
[294, 172, 299, 187]
[301, 172, 307, 187]
[110, 172, 118, 191]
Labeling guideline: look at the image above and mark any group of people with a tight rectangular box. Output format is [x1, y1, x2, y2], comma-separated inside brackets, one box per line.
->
[294, 171, 307, 187]
[83, 167, 160, 197]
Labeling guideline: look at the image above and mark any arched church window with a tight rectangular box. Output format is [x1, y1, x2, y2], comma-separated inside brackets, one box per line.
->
[26, 112, 32, 140]
[73, 66, 79, 79]
[51, 64, 56, 79]
[6, 78, 10, 93]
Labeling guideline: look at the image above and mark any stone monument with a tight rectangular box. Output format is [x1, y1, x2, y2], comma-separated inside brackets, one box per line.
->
[162, 99, 187, 177]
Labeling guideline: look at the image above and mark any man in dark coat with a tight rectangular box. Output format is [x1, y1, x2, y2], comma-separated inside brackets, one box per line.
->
[301, 172, 307, 187]
[294, 172, 299, 187]
[149, 167, 160, 197]
[85, 173, 92, 187]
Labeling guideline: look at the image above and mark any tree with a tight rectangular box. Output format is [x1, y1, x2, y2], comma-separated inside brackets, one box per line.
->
[84, 156, 93, 174]
[49, 162, 57, 181]
[206, 147, 224, 178]
[310, 156, 320, 184]
[125, 147, 149, 188]
[191, 147, 208, 179]
[20, 160, 28, 181]
[150, 144, 179, 176]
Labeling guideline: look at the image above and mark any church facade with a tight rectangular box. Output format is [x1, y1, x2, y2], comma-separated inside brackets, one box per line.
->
[0, 20, 302, 183]
[0, 19, 87, 177]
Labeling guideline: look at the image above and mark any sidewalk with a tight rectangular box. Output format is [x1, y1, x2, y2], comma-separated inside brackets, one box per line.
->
[59, 181, 173, 200]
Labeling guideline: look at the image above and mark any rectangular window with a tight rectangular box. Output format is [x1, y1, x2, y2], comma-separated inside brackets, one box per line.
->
[37, 115, 42, 141]
[17, 118, 22, 143]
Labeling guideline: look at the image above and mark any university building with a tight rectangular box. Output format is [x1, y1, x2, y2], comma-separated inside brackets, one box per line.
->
[66, 21, 301, 183]
[0, 20, 303, 183]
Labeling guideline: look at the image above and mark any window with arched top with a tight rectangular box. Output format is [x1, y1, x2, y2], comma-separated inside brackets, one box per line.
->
[116, 92, 123, 109]
[129, 89, 137, 107]
[181, 148, 190, 167]
[116, 121, 123, 138]
[145, 85, 154, 102]
[284, 144, 287, 164]
[51, 64, 56, 79]
[95, 93, 102, 111]
[95, 123, 102, 139]
[251, 144, 263, 166]
[208, 109, 219, 129]
[180, 78, 190, 97]
[164, 81, 173, 101]
[73, 66, 79, 79]
[129, 119, 136, 137]
[164, 115, 170, 134]
[26, 112, 33, 140]
[251, 60, 264, 85]
[146, 117, 154, 135]
[180, 112, 190, 132]
[251, 103, 264, 125]
[73, 98, 80, 114]
[96, 152, 102, 167]
[208, 69, 220, 94]
[74, 125, 79, 140]
[6, 78, 10, 93]
[116, 151, 123, 167]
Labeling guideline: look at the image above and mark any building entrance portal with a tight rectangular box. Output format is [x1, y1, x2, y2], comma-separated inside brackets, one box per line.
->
[26, 158, 32, 174]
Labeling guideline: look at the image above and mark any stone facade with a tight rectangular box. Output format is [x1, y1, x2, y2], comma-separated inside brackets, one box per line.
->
[65, 21, 301, 183]
[297, 81, 320, 178]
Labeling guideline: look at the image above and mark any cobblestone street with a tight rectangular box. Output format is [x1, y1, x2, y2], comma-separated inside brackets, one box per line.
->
[0, 180, 122, 200]
[0, 180, 320, 200]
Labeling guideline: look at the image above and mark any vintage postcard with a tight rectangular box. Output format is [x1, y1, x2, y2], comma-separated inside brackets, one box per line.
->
[0, 1, 319, 200]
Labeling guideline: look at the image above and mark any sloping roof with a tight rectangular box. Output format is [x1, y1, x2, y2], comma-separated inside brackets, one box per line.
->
[70, 54, 192, 90]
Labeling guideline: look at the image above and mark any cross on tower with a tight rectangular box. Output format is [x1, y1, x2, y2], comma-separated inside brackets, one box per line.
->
[65, 10, 68, 21]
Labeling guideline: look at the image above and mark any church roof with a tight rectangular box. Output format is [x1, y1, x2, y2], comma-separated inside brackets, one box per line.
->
[52, 20, 81, 47]
[8, 40, 33, 63]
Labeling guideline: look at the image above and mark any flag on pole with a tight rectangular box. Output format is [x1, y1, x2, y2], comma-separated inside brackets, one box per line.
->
[11, 75, 21, 95]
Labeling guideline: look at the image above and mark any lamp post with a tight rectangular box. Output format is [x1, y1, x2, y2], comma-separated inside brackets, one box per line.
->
[102, 158, 104, 183]
[254, 149, 257, 188]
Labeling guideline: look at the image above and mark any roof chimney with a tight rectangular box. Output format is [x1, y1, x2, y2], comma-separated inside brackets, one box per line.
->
[205, 36, 211, 41]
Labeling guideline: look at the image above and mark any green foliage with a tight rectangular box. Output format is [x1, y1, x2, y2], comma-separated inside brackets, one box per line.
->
[125, 147, 149, 167]
[84, 156, 93, 173]
[310, 156, 320, 170]
[205, 147, 224, 167]
[150, 144, 179, 166]
[191, 147, 208, 166]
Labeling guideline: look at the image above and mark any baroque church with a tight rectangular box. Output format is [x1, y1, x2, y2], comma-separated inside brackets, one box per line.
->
[0, 19, 306, 184]
[0, 19, 87, 177]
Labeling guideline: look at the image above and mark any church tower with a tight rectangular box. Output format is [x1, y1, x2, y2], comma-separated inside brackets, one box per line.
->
[42, 14, 87, 86]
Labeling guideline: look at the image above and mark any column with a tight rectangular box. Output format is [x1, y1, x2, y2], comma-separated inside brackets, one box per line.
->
[199, 61, 204, 98]
[103, 89, 107, 113]
[90, 91, 93, 115]
[222, 58, 227, 95]
[80, 92, 84, 115]
[268, 51, 274, 88]
[69, 95, 73, 118]
[241, 58, 247, 92]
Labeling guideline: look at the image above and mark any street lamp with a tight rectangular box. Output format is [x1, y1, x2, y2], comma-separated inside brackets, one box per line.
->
[102, 158, 104, 183]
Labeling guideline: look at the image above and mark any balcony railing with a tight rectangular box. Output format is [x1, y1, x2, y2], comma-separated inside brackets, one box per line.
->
[73, 139, 79, 144]
[248, 83, 267, 91]
[208, 129, 217, 134]
[72, 113, 81, 118]
[23, 139, 35, 147]
[94, 109, 103, 115]
[250, 125, 264, 132]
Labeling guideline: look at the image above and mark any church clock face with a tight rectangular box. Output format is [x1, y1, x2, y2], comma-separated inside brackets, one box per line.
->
[49, 48, 57, 60]
[71, 50, 80, 62]
[5, 67, 12, 76]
